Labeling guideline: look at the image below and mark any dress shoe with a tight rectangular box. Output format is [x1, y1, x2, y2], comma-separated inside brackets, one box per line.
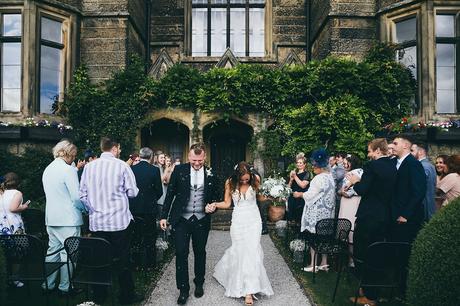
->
[177, 291, 189, 305]
[301, 266, 316, 273]
[119, 293, 144, 305]
[194, 285, 204, 298]
[58, 287, 83, 297]
[317, 264, 330, 271]
[349, 296, 377, 306]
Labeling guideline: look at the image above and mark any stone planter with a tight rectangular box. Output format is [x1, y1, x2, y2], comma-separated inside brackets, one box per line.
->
[0, 126, 23, 139]
[268, 204, 286, 222]
[27, 127, 72, 141]
[293, 250, 304, 263]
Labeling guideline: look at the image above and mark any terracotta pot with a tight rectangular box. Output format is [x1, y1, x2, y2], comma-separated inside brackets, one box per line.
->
[268, 204, 286, 222]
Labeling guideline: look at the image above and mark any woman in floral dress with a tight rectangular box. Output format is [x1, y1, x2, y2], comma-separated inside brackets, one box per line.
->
[293, 149, 336, 272]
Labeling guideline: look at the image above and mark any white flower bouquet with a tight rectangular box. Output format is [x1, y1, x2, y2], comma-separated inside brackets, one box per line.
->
[289, 239, 306, 252]
[260, 176, 291, 206]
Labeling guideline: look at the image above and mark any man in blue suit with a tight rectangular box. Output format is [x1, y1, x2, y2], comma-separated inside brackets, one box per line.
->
[411, 142, 437, 221]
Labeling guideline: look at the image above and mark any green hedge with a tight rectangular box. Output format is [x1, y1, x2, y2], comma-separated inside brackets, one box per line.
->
[407, 198, 460, 306]
[0, 147, 52, 207]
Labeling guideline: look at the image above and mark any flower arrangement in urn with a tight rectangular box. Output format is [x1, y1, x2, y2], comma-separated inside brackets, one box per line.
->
[261, 175, 291, 222]
[260, 176, 291, 206]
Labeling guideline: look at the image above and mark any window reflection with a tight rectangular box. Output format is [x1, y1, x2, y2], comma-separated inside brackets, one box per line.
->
[39, 17, 63, 114]
[41, 17, 62, 43]
[436, 15, 455, 38]
[1, 14, 21, 112]
[191, 1, 265, 57]
[2, 14, 21, 36]
[436, 44, 456, 113]
[395, 18, 416, 43]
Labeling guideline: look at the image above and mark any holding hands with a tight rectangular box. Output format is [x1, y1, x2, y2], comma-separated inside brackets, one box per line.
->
[205, 203, 217, 213]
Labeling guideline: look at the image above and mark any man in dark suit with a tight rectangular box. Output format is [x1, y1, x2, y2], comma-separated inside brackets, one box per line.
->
[129, 147, 163, 267]
[159, 143, 218, 305]
[347, 138, 397, 305]
[391, 135, 427, 243]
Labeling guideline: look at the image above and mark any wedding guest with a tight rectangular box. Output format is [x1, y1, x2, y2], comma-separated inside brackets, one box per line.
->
[0, 172, 28, 235]
[435, 154, 449, 183]
[153, 150, 163, 166]
[329, 156, 337, 168]
[347, 138, 397, 306]
[77, 149, 97, 181]
[293, 149, 335, 272]
[287, 153, 310, 225]
[0, 172, 29, 288]
[411, 142, 436, 221]
[163, 154, 175, 185]
[388, 142, 396, 158]
[338, 154, 363, 264]
[174, 157, 181, 165]
[391, 135, 426, 243]
[156, 152, 167, 215]
[126, 152, 140, 166]
[129, 147, 163, 267]
[80, 137, 141, 304]
[42, 140, 85, 295]
[437, 154, 460, 207]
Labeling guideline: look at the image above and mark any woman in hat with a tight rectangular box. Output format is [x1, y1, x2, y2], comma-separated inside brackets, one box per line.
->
[293, 148, 336, 272]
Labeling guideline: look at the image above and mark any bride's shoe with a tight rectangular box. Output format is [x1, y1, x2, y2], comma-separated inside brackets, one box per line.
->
[301, 266, 316, 273]
[318, 264, 330, 271]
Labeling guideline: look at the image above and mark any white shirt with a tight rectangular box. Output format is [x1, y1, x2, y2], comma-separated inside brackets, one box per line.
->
[190, 166, 205, 188]
[396, 153, 410, 170]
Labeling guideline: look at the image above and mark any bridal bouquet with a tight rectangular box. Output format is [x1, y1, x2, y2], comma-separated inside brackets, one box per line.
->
[260, 176, 291, 206]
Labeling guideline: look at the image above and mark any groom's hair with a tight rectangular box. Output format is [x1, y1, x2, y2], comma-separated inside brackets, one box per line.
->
[190, 143, 206, 155]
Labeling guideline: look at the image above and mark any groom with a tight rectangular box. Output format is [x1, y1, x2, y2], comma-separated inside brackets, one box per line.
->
[159, 143, 218, 305]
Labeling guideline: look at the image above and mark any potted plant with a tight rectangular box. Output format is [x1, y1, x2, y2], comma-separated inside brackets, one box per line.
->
[260, 176, 291, 222]
[0, 122, 23, 139]
[289, 239, 306, 263]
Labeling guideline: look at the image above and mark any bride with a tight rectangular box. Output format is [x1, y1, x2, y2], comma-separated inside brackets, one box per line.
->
[208, 162, 274, 305]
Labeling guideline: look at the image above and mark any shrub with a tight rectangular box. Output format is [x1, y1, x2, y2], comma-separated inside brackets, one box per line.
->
[407, 198, 460, 306]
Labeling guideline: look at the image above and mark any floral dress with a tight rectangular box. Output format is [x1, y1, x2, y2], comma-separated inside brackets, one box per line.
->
[0, 189, 25, 235]
[300, 172, 336, 233]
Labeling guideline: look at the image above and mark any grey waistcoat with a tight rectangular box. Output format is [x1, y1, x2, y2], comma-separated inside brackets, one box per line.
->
[182, 184, 206, 220]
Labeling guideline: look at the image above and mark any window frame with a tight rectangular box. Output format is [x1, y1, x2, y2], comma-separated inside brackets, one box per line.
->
[435, 11, 460, 114]
[190, 0, 266, 57]
[37, 11, 67, 114]
[0, 10, 23, 113]
[391, 13, 420, 112]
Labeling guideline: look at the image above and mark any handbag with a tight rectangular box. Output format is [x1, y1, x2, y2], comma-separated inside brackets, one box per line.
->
[0, 193, 24, 235]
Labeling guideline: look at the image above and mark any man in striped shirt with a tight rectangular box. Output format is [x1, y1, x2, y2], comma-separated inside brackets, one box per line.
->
[80, 137, 141, 305]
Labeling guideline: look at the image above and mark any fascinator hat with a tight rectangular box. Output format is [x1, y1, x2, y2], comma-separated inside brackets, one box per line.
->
[310, 148, 329, 168]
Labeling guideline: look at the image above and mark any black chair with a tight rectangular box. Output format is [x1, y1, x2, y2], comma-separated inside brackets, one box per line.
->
[348, 241, 411, 306]
[0, 234, 65, 305]
[21, 208, 47, 240]
[64, 236, 113, 306]
[302, 218, 352, 286]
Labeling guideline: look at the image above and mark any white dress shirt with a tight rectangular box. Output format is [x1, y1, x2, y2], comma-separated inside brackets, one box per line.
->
[190, 166, 205, 188]
[396, 153, 410, 170]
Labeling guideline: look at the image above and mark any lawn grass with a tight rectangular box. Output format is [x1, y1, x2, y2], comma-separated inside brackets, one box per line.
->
[270, 231, 406, 306]
[4, 246, 175, 306]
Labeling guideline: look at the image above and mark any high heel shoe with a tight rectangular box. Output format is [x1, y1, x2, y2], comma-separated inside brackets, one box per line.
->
[318, 264, 329, 271]
[301, 266, 316, 273]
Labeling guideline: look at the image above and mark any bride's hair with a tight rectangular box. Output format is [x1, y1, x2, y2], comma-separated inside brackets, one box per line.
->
[228, 161, 260, 194]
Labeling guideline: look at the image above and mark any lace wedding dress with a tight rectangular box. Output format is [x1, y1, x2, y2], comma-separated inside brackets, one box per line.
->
[213, 186, 274, 298]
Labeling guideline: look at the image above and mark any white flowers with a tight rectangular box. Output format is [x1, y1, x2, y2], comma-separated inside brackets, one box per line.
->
[289, 239, 306, 252]
[260, 177, 291, 199]
[76, 302, 99, 306]
[206, 168, 213, 177]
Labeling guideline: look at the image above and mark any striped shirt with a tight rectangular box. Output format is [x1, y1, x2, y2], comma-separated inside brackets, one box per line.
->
[80, 152, 139, 232]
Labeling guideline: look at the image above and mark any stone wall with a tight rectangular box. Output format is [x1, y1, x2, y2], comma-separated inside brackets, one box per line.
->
[80, 0, 147, 83]
[310, 0, 377, 60]
[272, 0, 307, 63]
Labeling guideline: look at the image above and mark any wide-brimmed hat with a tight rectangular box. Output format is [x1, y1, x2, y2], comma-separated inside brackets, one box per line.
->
[310, 148, 329, 168]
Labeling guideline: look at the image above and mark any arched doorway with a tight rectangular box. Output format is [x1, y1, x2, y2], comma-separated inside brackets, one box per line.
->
[203, 120, 253, 190]
[141, 119, 190, 162]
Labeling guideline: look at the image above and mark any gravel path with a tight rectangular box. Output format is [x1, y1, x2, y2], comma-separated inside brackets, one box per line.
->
[145, 230, 311, 306]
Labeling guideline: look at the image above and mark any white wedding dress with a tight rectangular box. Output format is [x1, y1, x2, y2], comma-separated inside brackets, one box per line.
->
[213, 186, 274, 298]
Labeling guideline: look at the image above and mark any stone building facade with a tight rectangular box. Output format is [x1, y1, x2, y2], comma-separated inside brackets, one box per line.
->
[0, 0, 459, 170]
